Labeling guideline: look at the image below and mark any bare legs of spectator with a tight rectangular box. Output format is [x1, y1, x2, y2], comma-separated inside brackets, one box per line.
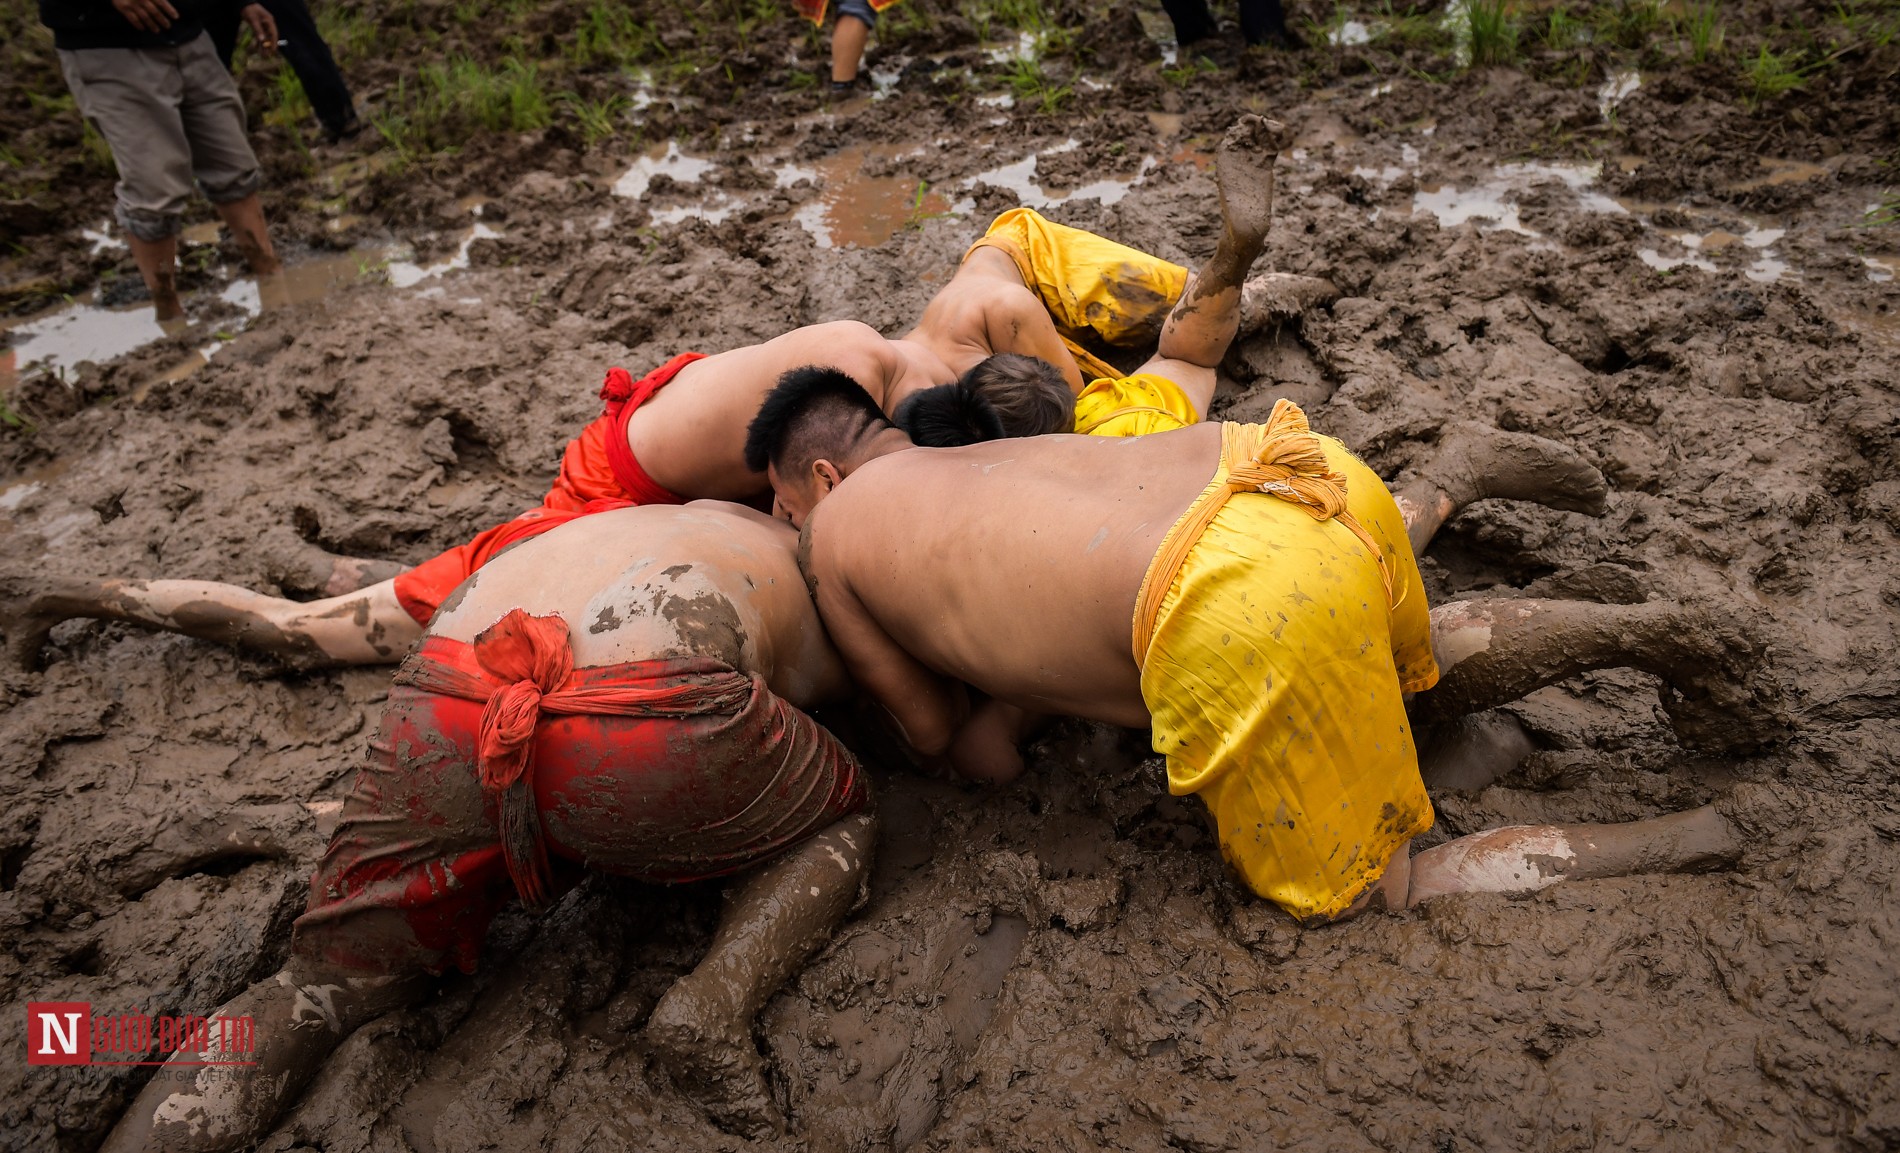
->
[830, 14, 871, 88]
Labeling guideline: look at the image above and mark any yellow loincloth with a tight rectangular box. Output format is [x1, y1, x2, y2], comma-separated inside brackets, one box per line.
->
[967, 208, 1189, 387]
[1135, 403, 1439, 921]
[1073, 372, 1199, 437]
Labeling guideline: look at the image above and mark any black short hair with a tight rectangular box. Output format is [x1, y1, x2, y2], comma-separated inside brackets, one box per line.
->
[957, 353, 1074, 437]
[891, 380, 1007, 448]
[743, 365, 891, 475]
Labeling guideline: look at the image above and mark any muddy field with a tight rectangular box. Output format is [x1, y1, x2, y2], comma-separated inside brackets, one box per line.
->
[3, 0, 1899, 1150]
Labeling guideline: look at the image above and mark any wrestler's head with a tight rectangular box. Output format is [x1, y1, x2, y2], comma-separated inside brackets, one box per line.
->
[953, 353, 1073, 438]
[746, 365, 911, 528]
[890, 378, 1005, 448]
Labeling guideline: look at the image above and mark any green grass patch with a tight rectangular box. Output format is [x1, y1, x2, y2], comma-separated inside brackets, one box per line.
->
[372, 56, 552, 167]
[571, 0, 665, 68]
[1006, 56, 1072, 112]
[1535, 2, 1586, 51]
[1682, 0, 1724, 62]
[1861, 190, 1898, 227]
[1161, 54, 1220, 86]
[559, 92, 629, 148]
[1742, 43, 1808, 105]
[1462, 0, 1520, 66]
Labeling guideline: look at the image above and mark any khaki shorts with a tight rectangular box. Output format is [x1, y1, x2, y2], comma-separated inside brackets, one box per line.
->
[57, 32, 261, 241]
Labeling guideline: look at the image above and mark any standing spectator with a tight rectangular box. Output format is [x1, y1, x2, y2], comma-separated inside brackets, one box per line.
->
[39, 0, 284, 322]
[1162, 0, 1306, 50]
[207, 0, 360, 142]
[794, 0, 898, 94]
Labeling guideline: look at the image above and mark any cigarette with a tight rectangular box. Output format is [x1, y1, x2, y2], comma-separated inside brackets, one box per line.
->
[276, 39, 288, 46]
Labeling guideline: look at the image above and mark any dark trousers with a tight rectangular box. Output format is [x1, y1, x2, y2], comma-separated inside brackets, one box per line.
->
[207, 0, 355, 133]
[1161, 0, 1289, 44]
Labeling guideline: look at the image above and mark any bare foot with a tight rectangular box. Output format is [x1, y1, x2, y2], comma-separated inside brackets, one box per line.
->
[1649, 600, 1791, 753]
[645, 982, 784, 1140]
[1711, 780, 1815, 842]
[1213, 115, 1293, 258]
[0, 575, 74, 671]
[1410, 422, 1610, 517]
[1239, 272, 1339, 331]
[256, 527, 407, 598]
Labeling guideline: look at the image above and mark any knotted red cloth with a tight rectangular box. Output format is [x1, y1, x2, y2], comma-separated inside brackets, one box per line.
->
[397, 608, 753, 910]
[598, 352, 706, 506]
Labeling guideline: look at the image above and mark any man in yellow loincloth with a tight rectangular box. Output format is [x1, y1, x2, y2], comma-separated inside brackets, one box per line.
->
[744, 117, 1750, 920]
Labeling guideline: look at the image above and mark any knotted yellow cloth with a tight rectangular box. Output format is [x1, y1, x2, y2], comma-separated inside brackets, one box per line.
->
[1134, 403, 1437, 920]
[1134, 399, 1398, 664]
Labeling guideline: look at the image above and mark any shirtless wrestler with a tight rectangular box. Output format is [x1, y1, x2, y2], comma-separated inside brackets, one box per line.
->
[745, 121, 1780, 925]
[101, 503, 873, 1152]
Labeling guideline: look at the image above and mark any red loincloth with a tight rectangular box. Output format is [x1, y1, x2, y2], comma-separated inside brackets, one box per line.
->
[390, 352, 707, 626]
[292, 609, 867, 976]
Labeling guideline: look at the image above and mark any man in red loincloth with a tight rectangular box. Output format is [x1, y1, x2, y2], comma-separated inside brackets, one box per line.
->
[101, 502, 876, 1150]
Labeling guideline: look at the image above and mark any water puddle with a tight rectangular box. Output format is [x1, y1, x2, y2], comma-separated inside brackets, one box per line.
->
[83, 222, 125, 255]
[1329, 20, 1376, 45]
[0, 457, 74, 511]
[982, 31, 1039, 64]
[1725, 157, 1829, 194]
[1411, 161, 1621, 235]
[3, 216, 492, 386]
[1597, 70, 1641, 119]
[961, 140, 1156, 210]
[612, 141, 716, 201]
[1837, 307, 1898, 348]
[784, 144, 949, 249]
[3, 297, 172, 379]
[1638, 247, 1718, 273]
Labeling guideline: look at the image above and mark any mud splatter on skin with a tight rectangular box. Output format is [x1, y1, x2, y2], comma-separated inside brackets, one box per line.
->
[657, 589, 748, 666]
[589, 604, 623, 635]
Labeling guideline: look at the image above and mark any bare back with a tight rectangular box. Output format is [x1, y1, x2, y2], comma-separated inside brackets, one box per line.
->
[806, 425, 1225, 734]
[626, 321, 950, 502]
[433, 502, 848, 707]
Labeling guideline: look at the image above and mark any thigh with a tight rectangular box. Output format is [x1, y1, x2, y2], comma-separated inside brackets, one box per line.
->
[59, 47, 194, 214]
[173, 33, 262, 200]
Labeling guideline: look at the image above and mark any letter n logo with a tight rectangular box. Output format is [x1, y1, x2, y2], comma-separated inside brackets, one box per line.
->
[27, 1002, 92, 1066]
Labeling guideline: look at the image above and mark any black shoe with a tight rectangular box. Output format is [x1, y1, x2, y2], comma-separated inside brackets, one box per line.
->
[323, 115, 363, 144]
[1246, 23, 1307, 50]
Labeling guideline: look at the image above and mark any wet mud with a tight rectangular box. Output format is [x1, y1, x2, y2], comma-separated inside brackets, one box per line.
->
[4, 1, 1899, 1150]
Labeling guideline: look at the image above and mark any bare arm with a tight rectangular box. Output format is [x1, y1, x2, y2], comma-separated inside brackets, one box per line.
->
[981, 290, 1087, 393]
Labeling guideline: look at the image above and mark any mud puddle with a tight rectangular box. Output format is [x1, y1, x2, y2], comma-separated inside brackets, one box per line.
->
[3, 213, 499, 390]
[784, 144, 951, 250]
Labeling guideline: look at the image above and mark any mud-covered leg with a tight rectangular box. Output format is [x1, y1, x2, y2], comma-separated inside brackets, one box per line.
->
[1402, 807, 1742, 905]
[99, 962, 428, 1153]
[1391, 422, 1610, 555]
[1143, 115, 1294, 416]
[1417, 597, 1786, 751]
[2, 576, 422, 670]
[646, 809, 878, 1138]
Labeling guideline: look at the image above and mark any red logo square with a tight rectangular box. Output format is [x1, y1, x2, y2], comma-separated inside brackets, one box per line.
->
[27, 1002, 92, 1065]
